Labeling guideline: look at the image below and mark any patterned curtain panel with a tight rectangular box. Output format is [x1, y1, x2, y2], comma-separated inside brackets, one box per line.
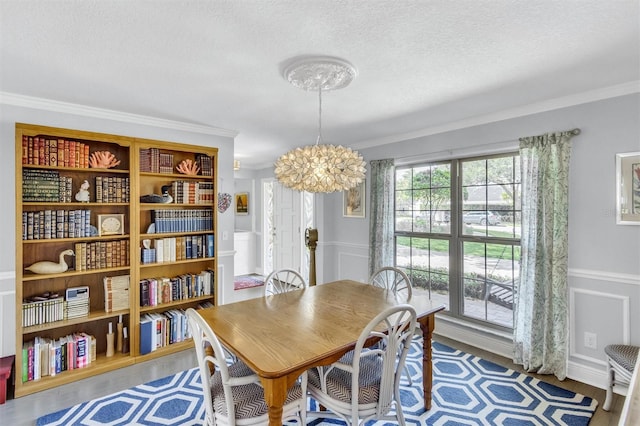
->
[513, 129, 579, 380]
[368, 159, 395, 278]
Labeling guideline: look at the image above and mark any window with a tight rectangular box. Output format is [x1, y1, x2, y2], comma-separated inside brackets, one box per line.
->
[394, 153, 521, 329]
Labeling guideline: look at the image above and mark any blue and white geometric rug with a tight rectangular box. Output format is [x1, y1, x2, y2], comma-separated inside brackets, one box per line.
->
[36, 341, 598, 426]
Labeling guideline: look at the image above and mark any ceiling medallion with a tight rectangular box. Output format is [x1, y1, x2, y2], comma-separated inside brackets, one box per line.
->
[275, 57, 366, 193]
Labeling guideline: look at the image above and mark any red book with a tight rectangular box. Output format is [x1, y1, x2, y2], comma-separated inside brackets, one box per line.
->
[33, 137, 40, 165]
[27, 136, 34, 165]
[58, 139, 64, 166]
[49, 138, 58, 166]
[64, 140, 70, 167]
[22, 135, 28, 164]
[38, 137, 45, 165]
[84, 144, 89, 168]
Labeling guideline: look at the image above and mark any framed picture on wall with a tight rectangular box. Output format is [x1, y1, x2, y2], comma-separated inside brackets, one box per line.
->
[616, 152, 640, 225]
[343, 181, 365, 218]
[235, 192, 249, 215]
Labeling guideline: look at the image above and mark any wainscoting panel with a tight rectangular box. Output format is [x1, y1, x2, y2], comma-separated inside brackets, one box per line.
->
[569, 287, 630, 366]
[336, 244, 369, 284]
[0, 271, 16, 357]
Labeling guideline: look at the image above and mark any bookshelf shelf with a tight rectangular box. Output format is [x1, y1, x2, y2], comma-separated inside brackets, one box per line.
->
[22, 235, 131, 245]
[22, 266, 131, 282]
[140, 258, 214, 268]
[139, 171, 206, 180]
[22, 309, 130, 334]
[139, 295, 213, 314]
[23, 202, 130, 207]
[23, 165, 131, 175]
[17, 352, 135, 395]
[15, 123, 218, 397]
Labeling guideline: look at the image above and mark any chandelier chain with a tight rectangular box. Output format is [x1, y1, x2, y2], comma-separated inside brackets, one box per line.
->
[317, 86, 323, 145]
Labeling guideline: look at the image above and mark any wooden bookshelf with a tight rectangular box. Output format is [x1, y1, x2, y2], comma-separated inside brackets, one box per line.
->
[15, 123, 218, 397]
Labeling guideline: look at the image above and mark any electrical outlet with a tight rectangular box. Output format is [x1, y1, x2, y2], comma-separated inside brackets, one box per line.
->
[584, 332, 597, 349]
[222, 231, 228, 241]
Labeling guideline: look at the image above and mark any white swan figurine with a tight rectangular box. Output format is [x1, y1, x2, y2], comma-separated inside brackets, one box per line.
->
[25, 249, 75, 274]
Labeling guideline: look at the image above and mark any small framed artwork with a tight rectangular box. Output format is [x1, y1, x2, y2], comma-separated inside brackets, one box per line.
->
[98, 214, 125, 236]
[343, 181, 366, 218]
[616, 152, 640, 225]
[235, 192, 249, 215]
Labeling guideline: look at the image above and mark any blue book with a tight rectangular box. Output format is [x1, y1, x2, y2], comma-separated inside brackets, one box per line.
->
[139, 317, 153, 355]
[206, 234, 214, 257]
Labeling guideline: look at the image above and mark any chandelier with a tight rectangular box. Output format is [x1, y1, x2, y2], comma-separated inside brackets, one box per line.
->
[274, 57, 366, 193]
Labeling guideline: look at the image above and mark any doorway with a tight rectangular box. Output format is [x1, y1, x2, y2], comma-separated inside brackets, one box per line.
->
[262, 179, 313, 281]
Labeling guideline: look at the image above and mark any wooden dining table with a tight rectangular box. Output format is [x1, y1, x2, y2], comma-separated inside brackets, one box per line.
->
[197, 279, 446, 426]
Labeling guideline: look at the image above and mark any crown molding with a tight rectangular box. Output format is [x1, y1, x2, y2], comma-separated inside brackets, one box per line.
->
[351, 80, 640, 150]
[0, 92, 238, 138]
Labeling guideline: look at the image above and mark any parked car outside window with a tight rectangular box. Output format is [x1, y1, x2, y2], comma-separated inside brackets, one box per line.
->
[463, 211, 501, 226]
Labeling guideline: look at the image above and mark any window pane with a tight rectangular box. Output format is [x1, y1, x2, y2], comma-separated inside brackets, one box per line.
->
[396, 168, 412, 190]
[412, 166, 432, 189]
[396, 237, 450, 311]
[395, 210, 412, 232]
[462, 241, 518, 328]
[488, 156, 515, 184]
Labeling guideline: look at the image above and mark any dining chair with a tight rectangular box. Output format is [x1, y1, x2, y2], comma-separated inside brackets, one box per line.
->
[186, 308, 307, 425]
[306, 304, 418, 426]
[369, 266, 418, 384]
[603, 343, 639, 411]
[369, 266, 412, 300]
[264, 268, 308, 296]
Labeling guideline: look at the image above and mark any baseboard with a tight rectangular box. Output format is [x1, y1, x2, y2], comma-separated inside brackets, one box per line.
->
[434, 314, 621, 394]
[434, 314, 513, 359]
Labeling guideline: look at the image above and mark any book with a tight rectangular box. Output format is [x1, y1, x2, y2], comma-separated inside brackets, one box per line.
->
[104, 275, 130, 312]
[139, 315, 153, 355]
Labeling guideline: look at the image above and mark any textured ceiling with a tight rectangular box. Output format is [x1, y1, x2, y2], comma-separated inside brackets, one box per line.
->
[1, 1, 639, 168]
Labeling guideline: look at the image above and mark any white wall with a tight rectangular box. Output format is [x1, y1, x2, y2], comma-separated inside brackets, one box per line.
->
[0, 99, 237, 356]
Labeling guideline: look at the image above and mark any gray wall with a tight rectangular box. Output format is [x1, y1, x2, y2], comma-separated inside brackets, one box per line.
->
[320, 93, 640, 389]
[0, 101, 236, 357]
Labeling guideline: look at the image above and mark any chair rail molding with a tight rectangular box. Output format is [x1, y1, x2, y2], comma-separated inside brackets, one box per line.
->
[569, 268, 640, 286]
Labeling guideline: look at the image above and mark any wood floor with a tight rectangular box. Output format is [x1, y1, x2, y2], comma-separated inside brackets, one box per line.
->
[0, 336, 623, 425]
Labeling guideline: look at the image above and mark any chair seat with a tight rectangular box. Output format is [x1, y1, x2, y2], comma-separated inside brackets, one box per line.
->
[308, 355, 382, 405]
[605, 344, 639, 372]
[211, 360, 304, 418]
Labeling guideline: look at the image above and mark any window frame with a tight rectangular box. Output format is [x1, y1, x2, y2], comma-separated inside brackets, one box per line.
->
[394, 151, 521, 331]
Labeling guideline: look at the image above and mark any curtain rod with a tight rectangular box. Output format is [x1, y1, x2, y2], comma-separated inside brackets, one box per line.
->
[518, 128, 581, 142]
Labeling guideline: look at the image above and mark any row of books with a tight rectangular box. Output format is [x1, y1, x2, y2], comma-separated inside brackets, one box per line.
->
[139, 303, 213, 355]
[171, 181, 214, 204]
[195, 154, 213, 177]
[22, 170, 72, 202]
[104, 275, 130, 313]
[140, 235, 214, 264]
[150, 209, 213, 233]
[22, 135, 92, 168]
[140, 310, 190, 355]
[139, 269, 214, 307]
[94, 176, 130, 203]
[22, 209, 92, 240]
[139, 148, 173, 174]
[22, 295, 64, 327]
[22, 333, 96, 382]
[139, 149, 213, 177]
[74, 240, 130, 271]
[22, 287, 90, 327]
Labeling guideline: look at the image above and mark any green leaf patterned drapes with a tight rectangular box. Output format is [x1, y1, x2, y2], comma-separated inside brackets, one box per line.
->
[513, 129, 579, 380]
[368, 159, 395, 278]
